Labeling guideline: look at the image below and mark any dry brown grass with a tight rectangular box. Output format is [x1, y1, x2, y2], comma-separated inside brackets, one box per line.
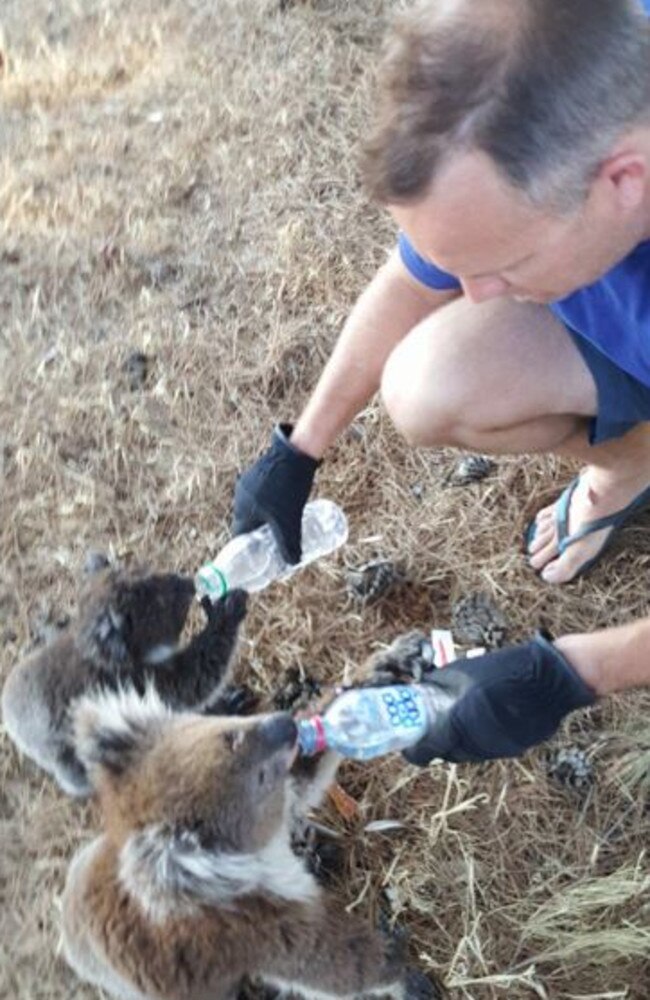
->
[1, 1, 650, 998]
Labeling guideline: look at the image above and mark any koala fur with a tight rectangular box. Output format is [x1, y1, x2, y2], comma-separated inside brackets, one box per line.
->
[1, 565, 248, 797]
[61, 685, 423, 1000]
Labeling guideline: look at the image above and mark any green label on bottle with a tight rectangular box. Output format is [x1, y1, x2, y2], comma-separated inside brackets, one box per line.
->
[197, 566, 228, 599]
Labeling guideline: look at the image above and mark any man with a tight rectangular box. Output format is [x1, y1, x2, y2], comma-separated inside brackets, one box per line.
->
[232, 0, 650, 763]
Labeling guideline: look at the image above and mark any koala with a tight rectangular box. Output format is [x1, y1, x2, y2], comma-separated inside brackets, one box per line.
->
[359, 632, 436, 686]
[61, 685, 436, 1000]
[1, 565, 248, 797]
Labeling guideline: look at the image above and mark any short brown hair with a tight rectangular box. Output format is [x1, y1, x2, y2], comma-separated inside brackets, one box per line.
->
[362, 0, 650, 211]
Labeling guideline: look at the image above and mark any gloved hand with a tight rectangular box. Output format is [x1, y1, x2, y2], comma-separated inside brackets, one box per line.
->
[402, 632, 596, 765]
[232, 423, 320, 565]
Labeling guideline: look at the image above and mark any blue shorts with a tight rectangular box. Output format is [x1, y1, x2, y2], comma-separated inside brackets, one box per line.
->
[566, 327, 650, 445]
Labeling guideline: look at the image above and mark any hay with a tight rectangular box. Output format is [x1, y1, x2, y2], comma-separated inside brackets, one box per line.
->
[1, 1, 650, 998]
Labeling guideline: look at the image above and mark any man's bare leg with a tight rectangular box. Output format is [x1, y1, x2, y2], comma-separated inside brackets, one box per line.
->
[380, 295, 650, 584]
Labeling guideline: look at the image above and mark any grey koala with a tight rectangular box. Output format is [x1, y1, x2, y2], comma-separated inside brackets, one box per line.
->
[1, 564, 248, 796]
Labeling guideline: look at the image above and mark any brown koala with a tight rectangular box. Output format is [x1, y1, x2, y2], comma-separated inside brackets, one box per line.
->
[61, 685, 433, 1000]
[1, 565, 248, 797]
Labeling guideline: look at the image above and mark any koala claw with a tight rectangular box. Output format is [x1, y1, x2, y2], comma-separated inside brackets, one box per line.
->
[200, 589, 249, 626]
[368, 631, 435, 686]
[382, 913, 408, 942]
[379, 917, 408, 967]
[222, 588, 249, 623]
[202, 683, 258, 717]
[404, 968, 440, 1000]
[83, 550, 111, 576]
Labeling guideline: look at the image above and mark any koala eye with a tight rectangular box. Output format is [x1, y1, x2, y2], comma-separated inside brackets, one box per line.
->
[224, 730, 246, 752]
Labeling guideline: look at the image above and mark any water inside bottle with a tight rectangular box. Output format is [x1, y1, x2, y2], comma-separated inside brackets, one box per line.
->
[333, 687, 426, 741]
[195, 499, 348, 599]
[314, 686, 429, 760]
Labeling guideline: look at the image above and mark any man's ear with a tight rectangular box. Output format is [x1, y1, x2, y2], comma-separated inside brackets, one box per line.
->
[73, 685, 170, 778]
[598, 147, 647, 213]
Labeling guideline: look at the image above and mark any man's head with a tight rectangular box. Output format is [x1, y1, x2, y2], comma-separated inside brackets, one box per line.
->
[364, 0, 650, 302]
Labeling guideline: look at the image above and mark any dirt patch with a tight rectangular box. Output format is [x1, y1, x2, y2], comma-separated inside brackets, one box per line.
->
[1, 1, 650, 998]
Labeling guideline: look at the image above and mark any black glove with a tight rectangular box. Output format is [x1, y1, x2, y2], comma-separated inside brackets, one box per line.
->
[232, 423, 320, 564]
[403, 632, 596, 765]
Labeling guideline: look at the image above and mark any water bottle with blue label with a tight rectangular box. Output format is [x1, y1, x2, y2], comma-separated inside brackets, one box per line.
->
[296, 684, 453, 760]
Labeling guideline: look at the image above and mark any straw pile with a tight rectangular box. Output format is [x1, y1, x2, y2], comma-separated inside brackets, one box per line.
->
[1, 1, 649, 997]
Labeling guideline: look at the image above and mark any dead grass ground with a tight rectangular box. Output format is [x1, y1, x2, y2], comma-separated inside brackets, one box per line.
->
[1, 1, 650, 998]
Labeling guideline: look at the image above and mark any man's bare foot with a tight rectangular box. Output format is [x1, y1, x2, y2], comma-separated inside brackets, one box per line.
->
[527, 470, 650, 584]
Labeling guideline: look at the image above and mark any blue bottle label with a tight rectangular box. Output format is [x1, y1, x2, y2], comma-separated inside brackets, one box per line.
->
[380, 687, 425, 730]
[299, 686, 429, 761]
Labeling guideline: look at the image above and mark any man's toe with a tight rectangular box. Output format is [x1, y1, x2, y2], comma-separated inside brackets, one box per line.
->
[527, 519, 556, 556]
[529, 534, 560, 571]
[525, 501, 558, 553]
[540, 526, 612, 584]
[541, 552, 577, 584]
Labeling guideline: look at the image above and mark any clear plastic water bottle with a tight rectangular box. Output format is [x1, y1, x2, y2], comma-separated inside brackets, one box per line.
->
[296, 684, 453, 761]
[196, 499, 348, 600]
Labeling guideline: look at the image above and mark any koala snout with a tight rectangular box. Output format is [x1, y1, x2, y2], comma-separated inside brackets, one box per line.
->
[257, 713, 297, 753]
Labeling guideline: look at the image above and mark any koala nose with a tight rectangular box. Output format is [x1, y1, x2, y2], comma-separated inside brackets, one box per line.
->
[257, 713, 297, 752]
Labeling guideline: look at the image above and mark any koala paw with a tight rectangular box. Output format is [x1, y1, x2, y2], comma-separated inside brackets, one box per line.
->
[366, 631, 435, 686]
[202, 683, 259, 717]
[290, 818, 344, 887]
[222, 588, 249, 624]
[379, 915, 408, 967]
[404, 968, 441, 1000]
[200, 589, 249, 627]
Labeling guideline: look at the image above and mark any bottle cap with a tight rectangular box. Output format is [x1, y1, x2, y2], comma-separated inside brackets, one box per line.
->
[297, 716, 327, 756]
[195, 566, 228, 601]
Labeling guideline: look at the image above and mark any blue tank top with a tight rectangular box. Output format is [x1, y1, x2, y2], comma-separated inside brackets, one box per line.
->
[398, 0, 650, 386]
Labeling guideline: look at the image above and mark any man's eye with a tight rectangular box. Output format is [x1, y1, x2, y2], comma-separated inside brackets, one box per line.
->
[504, 260, 532, 279]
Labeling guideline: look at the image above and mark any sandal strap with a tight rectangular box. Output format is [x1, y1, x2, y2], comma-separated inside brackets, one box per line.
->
[557, 480, 650, 555]
[555, 477, 581, 550]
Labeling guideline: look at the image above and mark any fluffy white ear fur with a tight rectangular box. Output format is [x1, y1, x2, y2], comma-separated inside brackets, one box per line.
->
[73, 684, 172, 777]
[119, 825, 319, 924]
[77, 602, 129, 669]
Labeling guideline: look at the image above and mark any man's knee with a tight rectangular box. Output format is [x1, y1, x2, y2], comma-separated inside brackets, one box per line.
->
[380, 334, 463, 447]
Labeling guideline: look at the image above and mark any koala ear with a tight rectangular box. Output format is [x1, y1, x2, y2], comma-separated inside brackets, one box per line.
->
[118, 826, 262, 922]
[82, 550, 112, 576]
[73, 685, 170, 778]
[79, 602, 130, 669]
[119, 824, 318, 922]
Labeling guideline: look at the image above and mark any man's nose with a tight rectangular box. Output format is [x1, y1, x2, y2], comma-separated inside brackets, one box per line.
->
[460, 276, 509, 303]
